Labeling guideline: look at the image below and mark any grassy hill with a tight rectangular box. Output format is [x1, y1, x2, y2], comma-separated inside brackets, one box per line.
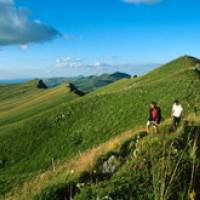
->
[43, 77, 79, 88]
[0, 80, 79, 127]
[71, 72, 131, 94]
[44, 72, 131, 94]
[1, 55, 200, 200]
[73, 120, 200, 200]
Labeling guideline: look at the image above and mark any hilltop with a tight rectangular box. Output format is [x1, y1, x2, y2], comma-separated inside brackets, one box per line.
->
[0, 55, 200, 200]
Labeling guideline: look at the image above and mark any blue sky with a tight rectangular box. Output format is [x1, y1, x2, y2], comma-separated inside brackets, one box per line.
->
[1, 0, 200, 79]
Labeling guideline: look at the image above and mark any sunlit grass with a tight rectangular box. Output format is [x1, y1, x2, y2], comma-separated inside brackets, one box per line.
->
[1, 56, 200, 199]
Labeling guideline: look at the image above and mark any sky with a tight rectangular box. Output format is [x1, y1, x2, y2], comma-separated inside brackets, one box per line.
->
[1, 0, 200, 79]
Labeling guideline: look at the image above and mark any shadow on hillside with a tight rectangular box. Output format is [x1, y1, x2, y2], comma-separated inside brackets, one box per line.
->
[69, 83, 85, 96]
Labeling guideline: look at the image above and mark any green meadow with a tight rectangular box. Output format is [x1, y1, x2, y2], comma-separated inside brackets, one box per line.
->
[1, 56, 200, 200]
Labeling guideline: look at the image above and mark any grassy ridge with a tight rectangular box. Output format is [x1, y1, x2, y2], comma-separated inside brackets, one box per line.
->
[71, 72, 131, 93]
[43, 72, 131, 93]
[1, 56, 200, 198]
[0, 81, 78, 127]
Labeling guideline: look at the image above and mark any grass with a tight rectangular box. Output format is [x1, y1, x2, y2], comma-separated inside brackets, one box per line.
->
[74, 120, 200, 200]
[0, 81, 78, 127]
[1, 55, 200, 199]
[3, 129, 144, 200]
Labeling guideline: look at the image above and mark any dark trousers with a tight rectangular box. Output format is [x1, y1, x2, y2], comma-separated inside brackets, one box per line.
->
[173, 116, 181, 128]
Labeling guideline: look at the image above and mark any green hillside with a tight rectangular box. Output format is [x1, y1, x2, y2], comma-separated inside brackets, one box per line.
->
[44, 72, 131, 94]
[0, 80, 79, 128]
[1, 56, 200, 200]
[71, 72, 131, 94]
[43, 77, 77, 88]
[73, 121, 200, 200]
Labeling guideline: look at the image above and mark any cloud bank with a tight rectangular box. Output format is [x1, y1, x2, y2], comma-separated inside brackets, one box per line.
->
[52, 56, 158, 77]
[55, 57, 82, 69]
[55, 57, 113, 70]
[0, 0, 60, 46]
[123, 0, 160, 4]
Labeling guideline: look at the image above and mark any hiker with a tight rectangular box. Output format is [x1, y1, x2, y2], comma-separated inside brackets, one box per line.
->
[147, 102, 162, 133]
[171, 100, 183, 129]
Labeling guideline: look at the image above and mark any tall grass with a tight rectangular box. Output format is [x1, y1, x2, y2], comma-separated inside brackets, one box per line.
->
[149, 123, 200, 200]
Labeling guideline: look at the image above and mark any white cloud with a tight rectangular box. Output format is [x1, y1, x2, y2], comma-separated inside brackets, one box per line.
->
[94, 62, 112, 68]
[55, 57, 82, 69]
[53, 59, 158, 77]
[55, 57, 113, 70]
[20, 44, 28, 50]
[51, 58, 114, 77]
[123, 0, 160, 4]
[0, 0, 61, 46]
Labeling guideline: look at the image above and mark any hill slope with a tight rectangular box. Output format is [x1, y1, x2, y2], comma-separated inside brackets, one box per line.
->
[0, 80, 79, 127]
[71, 72, 131, 94]
[1, 55, 200, 199]
[44, 72, 131, 93]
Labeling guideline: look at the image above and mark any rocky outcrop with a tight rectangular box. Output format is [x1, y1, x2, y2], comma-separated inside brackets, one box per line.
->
[37, 80, 48, 89]
[69, 83, 85, 96]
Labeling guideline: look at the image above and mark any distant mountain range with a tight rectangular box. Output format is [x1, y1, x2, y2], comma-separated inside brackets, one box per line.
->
[71, 72, 131, 93]
[0, 72, 131, 94]
[43, 72, 131, 93]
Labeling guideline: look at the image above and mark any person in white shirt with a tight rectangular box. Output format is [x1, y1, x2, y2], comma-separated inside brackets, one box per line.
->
[171, 100, 183, 129]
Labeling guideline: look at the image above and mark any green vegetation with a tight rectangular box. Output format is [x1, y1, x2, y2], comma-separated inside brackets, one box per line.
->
[71, 72, 131, 93]
[44, 72, 131, 93]
[0, 80, 78, 127]
[74, 121, 200, 200]
[1, 55, 200, 200]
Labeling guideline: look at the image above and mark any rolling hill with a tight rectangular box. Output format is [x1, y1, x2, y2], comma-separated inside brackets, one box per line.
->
[0, 80, 79, 127]
[70, 72, 131, 94]
[43, 72, 131, 94]
[1, 55, 200, 200]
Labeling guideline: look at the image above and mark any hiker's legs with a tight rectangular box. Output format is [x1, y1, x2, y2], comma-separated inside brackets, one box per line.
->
[172, 117, 177, 129]
[147, 121, 159, 133]
[172, 117, 181, 129]
[152, 121, 159, 134]
[146, 120, 151, 133]
[176, 117, 181, 127]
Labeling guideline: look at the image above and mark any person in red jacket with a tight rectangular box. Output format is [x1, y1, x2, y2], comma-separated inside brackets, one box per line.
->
[147, 102, 162, 133]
